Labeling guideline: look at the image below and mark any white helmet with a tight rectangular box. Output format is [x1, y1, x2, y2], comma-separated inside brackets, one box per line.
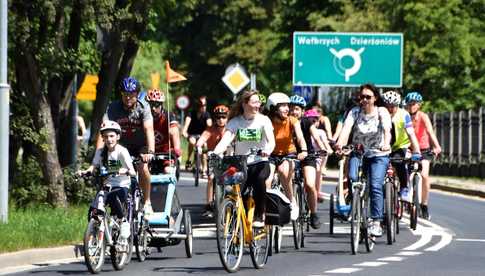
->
[100, 120, 121, 134]
[382, 90, 401, 106]
[266, 92, 290, 110]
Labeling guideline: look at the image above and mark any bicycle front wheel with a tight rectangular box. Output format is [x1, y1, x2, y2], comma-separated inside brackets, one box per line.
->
[194, 152, 200, 187]
[363, 199, 375, 253]
[350, 190, 361, 255]
[292, 184, 303, 249]
[410, 174, 420, 230]
[216, 198, 243, 273]
[83, 218, 105, 274]
[384, 180, 393, 245]
[250, 225, 270, 269]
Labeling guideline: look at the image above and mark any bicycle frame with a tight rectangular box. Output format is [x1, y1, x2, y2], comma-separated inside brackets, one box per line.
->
[223, 185, 267, 245]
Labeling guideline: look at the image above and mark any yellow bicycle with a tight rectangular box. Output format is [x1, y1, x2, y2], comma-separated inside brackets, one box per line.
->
[210, 154, 271, 273]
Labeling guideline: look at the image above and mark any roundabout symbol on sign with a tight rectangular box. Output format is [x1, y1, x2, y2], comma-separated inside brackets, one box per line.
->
[329, 47, 365, 82]
[176, 95, 190, 110]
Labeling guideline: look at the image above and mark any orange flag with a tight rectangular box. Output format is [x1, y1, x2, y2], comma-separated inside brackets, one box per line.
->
[165, 61, 187, 83]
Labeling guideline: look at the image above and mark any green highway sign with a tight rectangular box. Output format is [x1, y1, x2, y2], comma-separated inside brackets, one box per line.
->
[293, 32, 403, 87]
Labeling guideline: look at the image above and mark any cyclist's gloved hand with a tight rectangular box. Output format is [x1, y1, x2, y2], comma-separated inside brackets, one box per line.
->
[411, 153, 422, 161]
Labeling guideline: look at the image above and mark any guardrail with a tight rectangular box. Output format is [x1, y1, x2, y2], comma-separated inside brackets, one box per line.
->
[431, 107, 485, 178]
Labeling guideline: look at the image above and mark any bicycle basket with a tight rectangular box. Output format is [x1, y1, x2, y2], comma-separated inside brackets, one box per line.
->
[219, 155, 248, 184]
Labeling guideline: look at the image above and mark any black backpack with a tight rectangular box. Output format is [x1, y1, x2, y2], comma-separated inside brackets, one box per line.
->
[265, 189, 291, 226]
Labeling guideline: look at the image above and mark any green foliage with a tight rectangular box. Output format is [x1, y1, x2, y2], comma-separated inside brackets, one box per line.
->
[146, 0, 484, 113]
[0, 204, 88, 253]
[63, 166, 96, 205]
[131, 40, 168, 89]
[10, 157, 48, 207]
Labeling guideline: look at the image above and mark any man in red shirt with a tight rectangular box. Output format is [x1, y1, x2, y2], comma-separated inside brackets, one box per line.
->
[146, 89, 182, 177]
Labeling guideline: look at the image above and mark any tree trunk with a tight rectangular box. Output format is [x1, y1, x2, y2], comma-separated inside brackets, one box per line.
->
[90, 29, 127, 143]
[15, 50, 67, 208]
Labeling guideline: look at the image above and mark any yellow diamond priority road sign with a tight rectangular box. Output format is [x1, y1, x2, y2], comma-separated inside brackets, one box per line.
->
[222, 64, 250, 94]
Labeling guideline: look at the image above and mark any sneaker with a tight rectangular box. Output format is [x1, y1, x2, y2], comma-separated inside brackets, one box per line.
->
[290, 198, 299, 221]
[253, 215, 265, 228]
[185, 161, 192, 171]
[120, 220, 131, 239]
[369, 220, 383, 237]
[202, 204, 214, 218]
[421, 204, 431, 220]
[310, 213, 322, 229]
[144, 202, 154, 216]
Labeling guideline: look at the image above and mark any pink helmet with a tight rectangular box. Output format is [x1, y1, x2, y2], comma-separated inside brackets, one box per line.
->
[304, 109, 320, 118]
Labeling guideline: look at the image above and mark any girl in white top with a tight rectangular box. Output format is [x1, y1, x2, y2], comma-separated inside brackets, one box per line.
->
[213, 90, 275, 226]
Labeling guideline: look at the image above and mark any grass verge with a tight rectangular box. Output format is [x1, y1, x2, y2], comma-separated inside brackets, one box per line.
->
[0, 204, 88, 254]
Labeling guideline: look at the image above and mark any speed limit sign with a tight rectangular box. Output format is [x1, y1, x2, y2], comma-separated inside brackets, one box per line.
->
[176, 95, 190, 110]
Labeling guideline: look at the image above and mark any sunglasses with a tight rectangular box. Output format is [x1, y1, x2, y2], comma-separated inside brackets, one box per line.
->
[359, 95, 373, 100]
[149, 102, 162, 108]
[121, 92, 138, 98]
[215, 116, 227, 120]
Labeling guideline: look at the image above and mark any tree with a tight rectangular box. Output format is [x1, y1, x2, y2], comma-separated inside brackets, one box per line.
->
[8, 0, 153, 207]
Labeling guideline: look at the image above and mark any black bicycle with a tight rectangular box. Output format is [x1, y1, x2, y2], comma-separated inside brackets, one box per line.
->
[342, 145, 375, 255]
[81, 169, 134, 273]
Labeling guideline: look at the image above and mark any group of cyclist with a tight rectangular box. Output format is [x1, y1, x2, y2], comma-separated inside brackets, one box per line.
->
[82, 76, 442, 247]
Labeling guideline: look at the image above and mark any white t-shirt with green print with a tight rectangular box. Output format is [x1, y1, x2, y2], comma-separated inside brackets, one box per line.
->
[92, 144, 134, 188]
[226, 113, 274, 164]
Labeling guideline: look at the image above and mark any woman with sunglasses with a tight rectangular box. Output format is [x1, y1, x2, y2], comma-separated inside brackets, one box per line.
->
[213, 90, 275, 227]
[196, 105, 229, 218]
[335, 83, 392, 237]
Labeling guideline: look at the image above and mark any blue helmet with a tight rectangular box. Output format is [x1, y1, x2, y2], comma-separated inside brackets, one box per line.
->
[404, 91, 423, 103]
[290, 95, 306, 108]
[120, 77, 140, 93]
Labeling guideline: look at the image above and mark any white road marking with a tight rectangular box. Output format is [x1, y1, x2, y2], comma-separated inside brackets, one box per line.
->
[396, 251, 422, 256]
[425, 233, 453, 251]
[194, 227, 216, 238]
[377, 256, 406, 262]
[354, 261, 387, 267]
[455, 238, 485, 242]
[325, 267, 362, 273]
[403, 231, 433, 251]
[179, 176, 208, 183]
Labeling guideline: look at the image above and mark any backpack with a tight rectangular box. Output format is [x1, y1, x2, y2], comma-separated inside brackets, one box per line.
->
[265, 189, 291, 225]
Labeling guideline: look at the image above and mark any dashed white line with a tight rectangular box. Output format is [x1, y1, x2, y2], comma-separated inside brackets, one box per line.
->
[354, 261, 387, 267]
[455, 238, 485, 242]
[396, 251, 422, 256]
[325, 267, 362, 274]
[377, 256, 406, 262]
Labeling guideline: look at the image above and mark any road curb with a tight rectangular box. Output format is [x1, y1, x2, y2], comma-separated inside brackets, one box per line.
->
[0, 244, 82, 273]
[431, 181, 485, 199]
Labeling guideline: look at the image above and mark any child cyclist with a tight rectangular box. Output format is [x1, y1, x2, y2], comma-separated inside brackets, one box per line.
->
[196, 105, 229, 218]
[80, 120, 136, 244]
